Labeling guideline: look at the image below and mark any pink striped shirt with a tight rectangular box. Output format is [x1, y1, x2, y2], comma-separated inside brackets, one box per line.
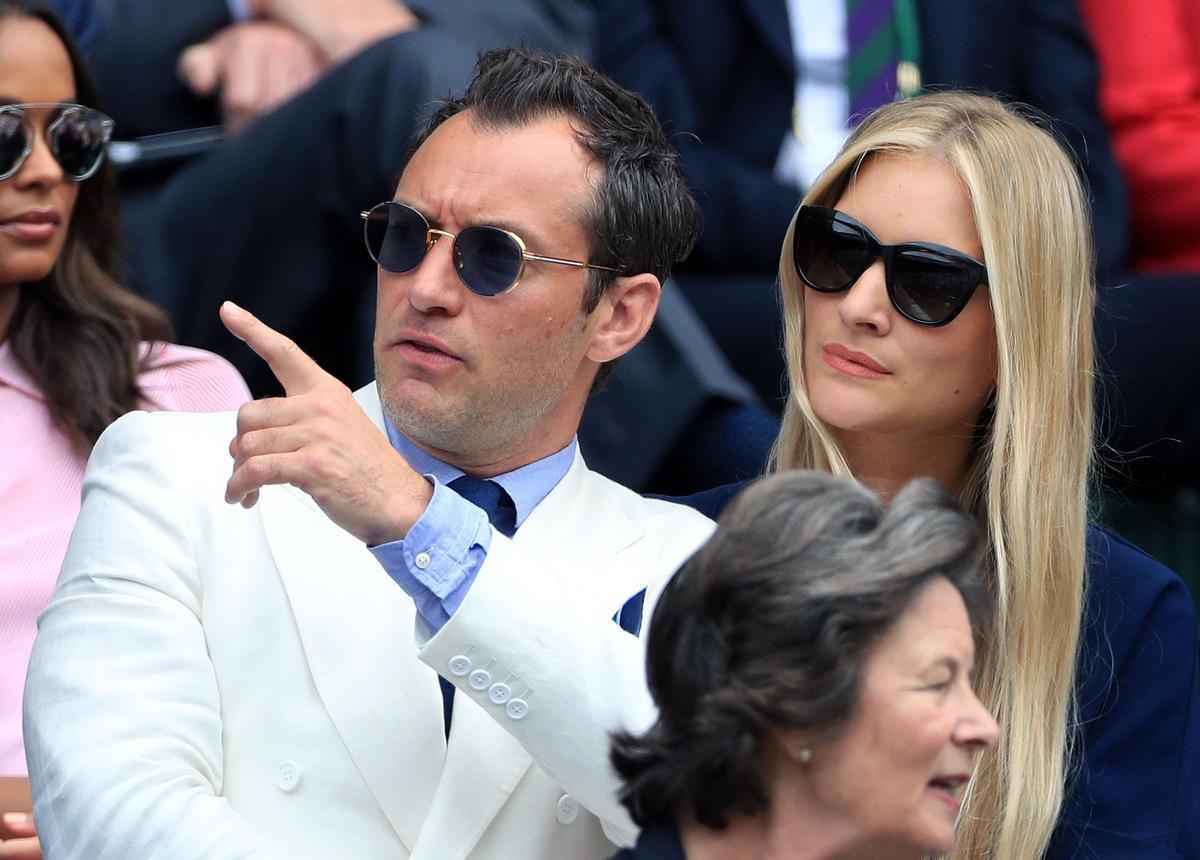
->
[0, 340, 250, 775]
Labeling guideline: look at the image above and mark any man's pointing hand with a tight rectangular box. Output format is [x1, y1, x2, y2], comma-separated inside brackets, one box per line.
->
[220, 301, 431, 545]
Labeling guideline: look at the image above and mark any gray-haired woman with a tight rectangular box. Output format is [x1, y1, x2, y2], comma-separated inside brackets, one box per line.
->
[611, 471, 998, 860]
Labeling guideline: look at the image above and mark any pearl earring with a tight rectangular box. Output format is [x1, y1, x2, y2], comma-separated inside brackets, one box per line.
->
[797, 746, 812, 764]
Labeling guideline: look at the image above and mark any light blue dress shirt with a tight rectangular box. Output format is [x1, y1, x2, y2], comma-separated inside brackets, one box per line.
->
[368, 417, 577, 632]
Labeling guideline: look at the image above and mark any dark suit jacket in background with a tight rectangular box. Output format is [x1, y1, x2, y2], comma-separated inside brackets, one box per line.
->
[608, 825, 685, 860]
[47, 0, 99, 56]
[90, 0, 592, 137]
[596, 0, 1128, 279]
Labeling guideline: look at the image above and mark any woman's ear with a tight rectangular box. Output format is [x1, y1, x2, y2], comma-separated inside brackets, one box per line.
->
[585, 273, 661, 364]
[771, 727, 816, 766]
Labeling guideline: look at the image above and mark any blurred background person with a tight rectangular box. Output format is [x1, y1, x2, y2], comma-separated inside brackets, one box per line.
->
[611, 471, 998, 860]
[0, 2, 249, 856]
[677, 91, 1199, 858]
[1078, 0, 1200, 275]
[1075, 0, 1200, 582]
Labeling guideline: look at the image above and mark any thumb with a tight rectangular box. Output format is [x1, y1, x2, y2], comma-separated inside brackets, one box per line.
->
[1, 811, 36, 838]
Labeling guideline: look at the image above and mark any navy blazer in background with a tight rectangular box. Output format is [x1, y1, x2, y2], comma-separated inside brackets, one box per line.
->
[597, 0, 1128, 280]
[673, 483, 1199, 858]
[46, 0, 99, 56]
[609, 825, 686, 860]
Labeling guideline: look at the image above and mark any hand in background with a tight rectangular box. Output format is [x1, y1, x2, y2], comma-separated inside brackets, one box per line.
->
[247, 0, 420, 63]
[178, 20, 325, 133]
[0, 812, 40, 859]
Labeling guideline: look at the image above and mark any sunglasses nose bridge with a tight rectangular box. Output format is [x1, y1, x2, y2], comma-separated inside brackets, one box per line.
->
[423, 227, 462, 276]
[426, 226, 455, 246]
[836, 255, 894, 331]
[398, 223, 473, 312]
[14, 120, 66, 184]
[877, 245, 897, 296]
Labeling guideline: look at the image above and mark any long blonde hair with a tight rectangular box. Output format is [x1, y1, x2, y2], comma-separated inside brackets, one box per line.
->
[771, 92, 1094, 858]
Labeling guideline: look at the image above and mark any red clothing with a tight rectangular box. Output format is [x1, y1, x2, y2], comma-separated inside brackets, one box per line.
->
[1080, 0, 1200, 272]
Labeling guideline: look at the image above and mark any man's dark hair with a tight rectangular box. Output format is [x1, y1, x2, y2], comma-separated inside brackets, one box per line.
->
[411, 48, 702, 320]
[611, 472, 991, 830]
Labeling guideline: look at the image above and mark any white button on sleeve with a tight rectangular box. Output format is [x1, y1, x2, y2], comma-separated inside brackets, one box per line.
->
[506, 698, 529, 720]
[276, 760, 301, 793]
[555, 793, 580, 825]
[469, 669, 492, 691]
[414, 551, 432, 570]
[448, 655, 472, 676]
[488, 682, 512, 705]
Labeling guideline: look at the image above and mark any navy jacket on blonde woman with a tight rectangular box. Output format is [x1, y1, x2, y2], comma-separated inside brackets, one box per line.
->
[673, 485, 1199, 859]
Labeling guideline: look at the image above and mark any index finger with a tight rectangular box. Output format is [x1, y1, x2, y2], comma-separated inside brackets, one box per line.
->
[177, 41, 220, 96]
[220, 301, 331, 395]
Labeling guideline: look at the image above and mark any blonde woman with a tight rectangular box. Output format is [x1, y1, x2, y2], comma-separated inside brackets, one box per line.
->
[678, 92, 1198, 858]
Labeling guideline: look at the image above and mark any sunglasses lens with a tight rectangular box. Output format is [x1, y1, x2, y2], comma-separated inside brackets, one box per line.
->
[49, 109, 108, 179]
[892, 251, 979, 325]
[0, 111, 27, 177]
[795, 209, 871, 291]
[455, 226, 524, 296]
[365, 203, 428, 273]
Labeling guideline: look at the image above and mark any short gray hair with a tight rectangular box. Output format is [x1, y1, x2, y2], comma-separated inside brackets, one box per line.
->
[611, 471, 989, 829]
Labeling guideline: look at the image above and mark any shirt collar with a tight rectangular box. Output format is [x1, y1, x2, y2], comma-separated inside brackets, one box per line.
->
[384, 416, 577, 529]
[0, 339, 44, 400]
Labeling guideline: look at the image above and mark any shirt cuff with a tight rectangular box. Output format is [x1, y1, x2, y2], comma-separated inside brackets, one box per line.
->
[369, 477, 492, 631]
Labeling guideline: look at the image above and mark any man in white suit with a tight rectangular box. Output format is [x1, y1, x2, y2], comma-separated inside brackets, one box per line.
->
[23, 49, 714, 859]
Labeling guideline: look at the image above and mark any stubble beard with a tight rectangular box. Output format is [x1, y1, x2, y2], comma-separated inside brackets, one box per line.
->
[379, 371, 571, 465]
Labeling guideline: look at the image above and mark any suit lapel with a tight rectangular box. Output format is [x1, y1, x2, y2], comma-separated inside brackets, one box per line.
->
[267, 386, 663, 856]
[413, 457, 670, 858]
[260, 384, 444, 852]
[519, 451, 648, 559]
[411, 692, 534, 860]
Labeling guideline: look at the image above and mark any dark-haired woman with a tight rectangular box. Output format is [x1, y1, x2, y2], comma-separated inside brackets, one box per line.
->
[0, 2, 248, 853]
[611, 472, 999, 859]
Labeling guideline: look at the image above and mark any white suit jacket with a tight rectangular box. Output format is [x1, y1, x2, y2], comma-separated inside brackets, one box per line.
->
[23, 384, 715, 859]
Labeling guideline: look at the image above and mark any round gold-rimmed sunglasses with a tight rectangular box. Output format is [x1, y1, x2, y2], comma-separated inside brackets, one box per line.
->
[361, 201, 618, 296]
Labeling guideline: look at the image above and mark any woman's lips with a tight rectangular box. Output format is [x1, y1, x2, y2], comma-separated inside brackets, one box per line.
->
[926, 774, 969, 813]
[822, 344, 891, 379]
[926, 784, 962, 813]
[1, 209, 62, 242]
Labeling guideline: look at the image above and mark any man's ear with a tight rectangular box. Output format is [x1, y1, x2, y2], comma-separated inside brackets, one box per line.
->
[585, 273, 661, 363]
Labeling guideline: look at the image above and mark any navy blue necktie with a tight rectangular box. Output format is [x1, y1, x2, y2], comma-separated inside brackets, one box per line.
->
[438, 476, 517, 736]
[448, 475, 517, 538]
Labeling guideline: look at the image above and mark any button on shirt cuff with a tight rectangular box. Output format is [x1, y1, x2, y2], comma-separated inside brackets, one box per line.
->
[369, 477, 492, 632]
